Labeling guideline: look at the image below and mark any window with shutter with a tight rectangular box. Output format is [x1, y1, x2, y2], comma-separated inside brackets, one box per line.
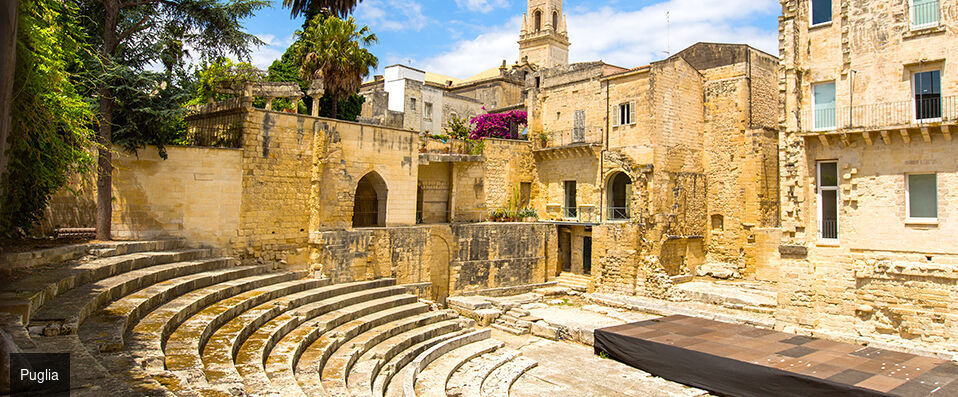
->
[612, 104, 620, 127]
[629, 101, 637, 125]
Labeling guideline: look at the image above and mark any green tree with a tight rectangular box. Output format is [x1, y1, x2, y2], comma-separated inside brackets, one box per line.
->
[293, 16, 377, 119]
[266, 45, 365, 121]
[1, 0, 96, 236]
[283, 0, 363, 18]
[80, 0, 268, 240]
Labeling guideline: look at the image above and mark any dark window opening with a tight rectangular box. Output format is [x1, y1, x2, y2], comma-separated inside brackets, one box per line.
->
[564, 181, 577, 219]
[534, 10, 542, 31]
[914, 70, 941, 121]
[607, 172, 632, 220]
[583, 236, 592, 275]
[711, 214, 724, 231]
[552, 11, 559, 30]
[811, 0, 832, 25]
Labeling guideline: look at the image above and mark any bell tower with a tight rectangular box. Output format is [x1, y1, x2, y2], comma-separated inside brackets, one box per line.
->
[519, 0, 570, 68]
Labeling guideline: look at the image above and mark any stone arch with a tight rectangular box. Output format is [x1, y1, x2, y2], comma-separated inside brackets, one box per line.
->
[552, 11, 559, 30]
[352, 171, 388, 228]
[534, 10, 542, 31]
[429, 232, 453, 303]
[606, 171, 632, 220]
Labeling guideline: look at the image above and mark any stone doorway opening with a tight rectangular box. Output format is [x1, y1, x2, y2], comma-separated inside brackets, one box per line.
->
[352, 171, 388, 228]
[607, 172, 632, 220]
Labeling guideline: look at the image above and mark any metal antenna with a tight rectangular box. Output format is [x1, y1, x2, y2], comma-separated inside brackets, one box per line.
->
[664, 11, 671, 57]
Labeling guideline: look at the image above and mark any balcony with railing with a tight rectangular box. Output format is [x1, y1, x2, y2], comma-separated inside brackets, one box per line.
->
[607, 207, 630, 221]
[533, 127, 604, 159]
[798, 96, 956, 141]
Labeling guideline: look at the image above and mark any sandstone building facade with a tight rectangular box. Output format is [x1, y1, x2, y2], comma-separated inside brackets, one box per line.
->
[778, 0, 957, 349]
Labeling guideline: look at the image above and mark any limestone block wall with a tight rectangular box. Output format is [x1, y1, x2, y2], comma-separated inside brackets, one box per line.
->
[533, 153, 600, 221]
[309, 223, 556, 302]
[110, 146, 243, 249]
[481, 139, 537, 212]
[36, 172, 96, 235]
[418, 162, 452, 223]
[235, 110, 314, 264]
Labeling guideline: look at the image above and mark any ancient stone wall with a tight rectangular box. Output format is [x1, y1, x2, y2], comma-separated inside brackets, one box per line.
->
[110, 146, 243, 249]
[309, 223, 556, 301]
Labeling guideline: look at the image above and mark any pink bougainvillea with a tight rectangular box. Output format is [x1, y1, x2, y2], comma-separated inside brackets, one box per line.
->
[469, 109, 528, 140]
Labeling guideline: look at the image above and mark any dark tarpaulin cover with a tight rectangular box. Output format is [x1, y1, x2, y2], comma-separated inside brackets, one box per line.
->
[593, 327, 888, 397]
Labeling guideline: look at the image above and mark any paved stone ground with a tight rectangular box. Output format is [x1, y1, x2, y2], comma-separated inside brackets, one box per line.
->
[491, 329, 710, 397]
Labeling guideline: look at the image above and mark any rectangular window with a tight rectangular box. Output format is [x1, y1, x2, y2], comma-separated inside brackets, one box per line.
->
[907, 174, 937, 221]
[914, 70, 941, 121]
[911, 0, 939, 29]
[818, 161, 839, 240]
[424, 102, 433, 120]
[409, 98, 417, 111]
[573, 110, 585, 142]
[564, 181, 577, 219]
[813, 82, 836, 130]
[615, 102, 636, 126]
[811, 0, 832, 25]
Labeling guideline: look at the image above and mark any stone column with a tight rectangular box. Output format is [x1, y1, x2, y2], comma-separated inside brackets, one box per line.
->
[308, 79, 325, 117]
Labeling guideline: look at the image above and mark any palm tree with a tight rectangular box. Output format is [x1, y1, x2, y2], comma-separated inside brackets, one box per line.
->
[294, 16, 377, 119]
[283, 0, 362, 18]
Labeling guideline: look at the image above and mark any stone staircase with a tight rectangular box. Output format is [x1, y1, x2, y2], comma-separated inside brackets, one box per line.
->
[555, 272, 592, 292]
[0, 239, 538, 397]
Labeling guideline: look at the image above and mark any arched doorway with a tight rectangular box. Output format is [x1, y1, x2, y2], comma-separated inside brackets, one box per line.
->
[353, 172, 387, 228]
[607, 172, 632, 220]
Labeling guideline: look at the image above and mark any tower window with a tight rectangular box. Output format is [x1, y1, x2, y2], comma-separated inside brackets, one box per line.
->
[552, 11, 559, 29]
[534, 10, 542, 31]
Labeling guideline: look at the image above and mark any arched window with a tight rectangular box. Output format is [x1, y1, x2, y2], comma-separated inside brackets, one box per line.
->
[534, 10, 542, 31]
[353, 172, 388, 227]
[607, 172, 632, 220]
[552, 11, 559, 30]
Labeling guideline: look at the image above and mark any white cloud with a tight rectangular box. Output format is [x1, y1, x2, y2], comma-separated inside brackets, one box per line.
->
[454, 0, 509, 13]
[356, 0, 430, 32]
[419, 0, 778, 78]
[419, 16, 522, 78]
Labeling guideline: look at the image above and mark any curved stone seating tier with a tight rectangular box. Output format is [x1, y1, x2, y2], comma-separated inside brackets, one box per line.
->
[348, 319, 467, 397]
[376, 329, 470, 397]
[479, 356, 537, 397]
[0, 243, 202, 322]
[79, 265, 269, 354]
[126, 271, 304, 372]
[413, 339, 504, 397]
[292, 302, 432, 396]
[245, 288, 413, 395]
[446, 348, 521, 397]
[321, 310, 460, 397]
[161, 277, 333, 389]
[200, 279, 395, 390]
[0, 239, 540, 397]
[402, 330, 495, 397]
[30, 253, 225, 335]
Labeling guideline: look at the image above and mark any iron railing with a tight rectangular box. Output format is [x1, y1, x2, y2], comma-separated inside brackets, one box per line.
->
[821, 219, 838, 240]
[911, 1, 940, 29]
[608, 207, 630, 220]
[799, 95, 956, 132]
[537, 127, 603, 148]
[561, 206, 599, 223]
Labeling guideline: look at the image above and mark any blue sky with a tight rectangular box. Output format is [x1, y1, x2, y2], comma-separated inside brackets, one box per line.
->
[242, 0, 781, 79]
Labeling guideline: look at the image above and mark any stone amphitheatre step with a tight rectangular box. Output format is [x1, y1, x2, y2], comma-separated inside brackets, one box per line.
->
[402, 329, 492, 397]
[446, 348, 521, 397]
[294, 302, 432, 396]
[79, 265, 269, 353]
[160, 277, 331, 391]
[378, 330, 470, 397]
[29, 254, 228, 335]
[198, 279, 395, 391]
[0, 244, 202, 322]
[413, 338, 504, 397]
[26, 334, 152, 396]
[254, 290, 417, 395]
[322, 310, 459, 397]
[479, 356, 537, 397]
[126, 271, 302, 372]
[348, 319, 467, 397]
